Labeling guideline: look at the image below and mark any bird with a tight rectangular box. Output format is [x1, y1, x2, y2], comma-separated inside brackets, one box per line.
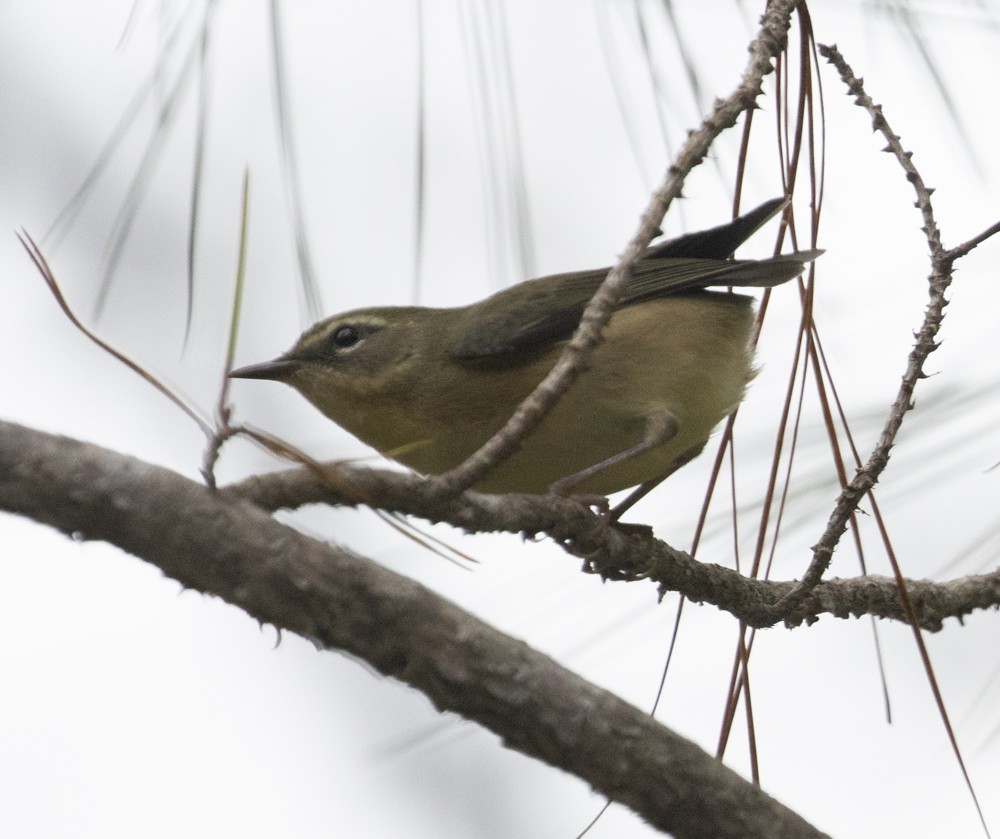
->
[230, 198, 820, 496]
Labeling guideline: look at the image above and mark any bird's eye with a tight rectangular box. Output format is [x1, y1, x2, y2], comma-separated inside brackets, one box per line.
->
[331, 325, 362, 349]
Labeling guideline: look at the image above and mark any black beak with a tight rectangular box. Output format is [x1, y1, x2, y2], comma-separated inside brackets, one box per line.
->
[228, 359, 302, 381]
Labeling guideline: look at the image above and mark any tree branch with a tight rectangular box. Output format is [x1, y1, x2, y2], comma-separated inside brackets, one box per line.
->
[784, 43, 956, 603]
[0, 419, 827, 839]
[223, 456, 1000, 632]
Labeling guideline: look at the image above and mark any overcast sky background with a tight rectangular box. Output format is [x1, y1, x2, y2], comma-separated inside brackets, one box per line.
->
[3, 2, 1000, 837]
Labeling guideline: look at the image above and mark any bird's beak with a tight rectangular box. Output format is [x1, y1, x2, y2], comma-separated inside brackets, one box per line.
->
[228, 358, 302, 381]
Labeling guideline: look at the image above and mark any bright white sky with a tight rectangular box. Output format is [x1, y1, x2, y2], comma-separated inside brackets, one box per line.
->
[2, 2, 1000, 837]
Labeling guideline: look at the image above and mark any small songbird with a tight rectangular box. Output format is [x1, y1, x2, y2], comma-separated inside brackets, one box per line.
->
[231, 198, 820, 495]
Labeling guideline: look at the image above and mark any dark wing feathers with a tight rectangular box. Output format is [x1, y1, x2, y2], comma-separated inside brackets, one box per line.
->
[448, 273, 591, 360]
[645, 197, 788, 259]
[624, 250, 823, 301]
[449, 198, 819, 362]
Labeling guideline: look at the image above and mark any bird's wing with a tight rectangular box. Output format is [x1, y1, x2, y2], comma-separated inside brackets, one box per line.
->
[449, 197, 821, 362]
[644, 196, 788, 259]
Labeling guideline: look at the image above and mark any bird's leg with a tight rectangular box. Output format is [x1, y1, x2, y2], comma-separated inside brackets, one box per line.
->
[549, 410, 680, 499]
[607, 441, 706, 521]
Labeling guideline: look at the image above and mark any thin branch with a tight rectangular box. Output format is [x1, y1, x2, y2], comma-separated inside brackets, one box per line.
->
[784, 43, 955, 603]
[428, 0, 802, 496]
[945, 218, 1000, 261]
[801, 45, 995, 835]
[202, 168, 252, 488]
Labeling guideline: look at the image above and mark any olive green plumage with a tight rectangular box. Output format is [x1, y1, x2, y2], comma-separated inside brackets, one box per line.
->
[232, 199, 819, 495]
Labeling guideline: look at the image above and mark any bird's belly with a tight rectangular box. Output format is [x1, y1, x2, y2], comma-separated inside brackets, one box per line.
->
[454, 293, 756, 494]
